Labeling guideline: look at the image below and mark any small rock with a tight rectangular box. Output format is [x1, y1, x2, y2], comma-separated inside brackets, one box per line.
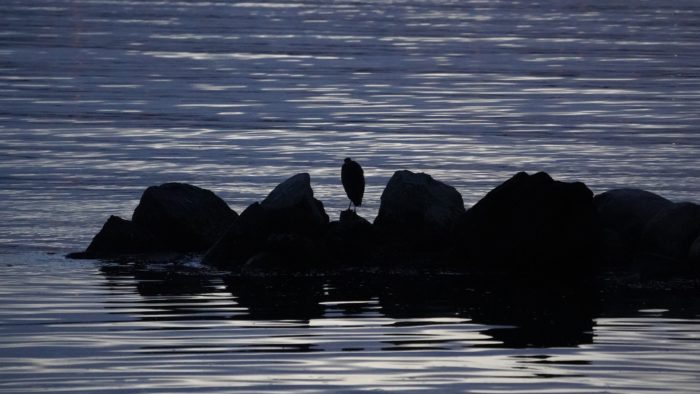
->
[79, 215, 155, 258]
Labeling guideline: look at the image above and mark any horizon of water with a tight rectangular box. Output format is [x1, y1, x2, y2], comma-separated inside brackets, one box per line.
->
[1, 0, 700, 392]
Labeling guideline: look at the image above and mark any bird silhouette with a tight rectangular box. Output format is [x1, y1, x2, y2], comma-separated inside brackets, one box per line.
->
[341, 157, 365, 211]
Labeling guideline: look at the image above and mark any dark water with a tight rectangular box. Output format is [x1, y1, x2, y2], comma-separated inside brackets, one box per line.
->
[1, 0, 700, 392]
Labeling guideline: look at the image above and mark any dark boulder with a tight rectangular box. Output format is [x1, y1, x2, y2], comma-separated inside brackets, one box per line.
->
[202, 173, 329, 268]
[452, 171, 596, 275]
[690, 236, 700, 266]
[638, 202, 700, 275]
[325, 209, 375, 264]
[67, 215, 155, 259]
[593, 188, 672, 265]
[132, 182, 238, 251]
[68, 183, 237, 259]
[260, 173, 329, 236]
[373, 170, 465, 245]
[242, 233, 322, 274]
[202, 202, 271, 267]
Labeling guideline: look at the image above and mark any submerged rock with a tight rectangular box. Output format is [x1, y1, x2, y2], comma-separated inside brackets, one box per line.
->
[452, 171, 596, 275]
[373, 170, 465, 246]
[203, 173, 329, 268]
[593, 188, 672, 265]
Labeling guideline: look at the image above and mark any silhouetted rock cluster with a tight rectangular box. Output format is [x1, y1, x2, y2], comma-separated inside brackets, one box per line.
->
[69, 170, 700, 279]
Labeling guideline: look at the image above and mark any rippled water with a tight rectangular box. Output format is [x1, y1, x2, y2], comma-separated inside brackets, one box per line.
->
[2, 253, 700, 392]
[2, 0, 700, 392]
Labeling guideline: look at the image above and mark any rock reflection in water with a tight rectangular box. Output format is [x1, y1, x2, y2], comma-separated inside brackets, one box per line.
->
[99, 260, 597, 350]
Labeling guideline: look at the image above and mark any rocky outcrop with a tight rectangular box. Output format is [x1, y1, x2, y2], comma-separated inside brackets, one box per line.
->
[452, 172, 596, 275]
[68, 183, 237, 258]
[593, 188, 672, 265]
[373, 170, 465, 246]
[67, 170, 699, 280]
[202, 173, 328, 269]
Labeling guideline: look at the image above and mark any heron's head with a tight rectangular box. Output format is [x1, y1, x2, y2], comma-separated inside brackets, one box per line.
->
[344, 157, 352, 163]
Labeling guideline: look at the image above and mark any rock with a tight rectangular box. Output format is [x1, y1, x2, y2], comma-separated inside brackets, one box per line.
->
[203, 173, 329, 268]
[593, 188, 672, 265]
[68, 183, 237, 259]
[452, 172, 596, 274]
[67, 215, 155, 259]
[243, 233, 322, 274]
[325, 209, 375, 264]
[202, 202, 271, 267]
[132, 182, 238, 252]
[638, 202, 700, 274]
[373, 170, 465, 245]
[689, 236, 700, 266]
[260, 173, 329, 236]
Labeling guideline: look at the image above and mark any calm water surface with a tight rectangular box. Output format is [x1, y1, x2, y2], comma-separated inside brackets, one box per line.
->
[1, 0, 700, 392]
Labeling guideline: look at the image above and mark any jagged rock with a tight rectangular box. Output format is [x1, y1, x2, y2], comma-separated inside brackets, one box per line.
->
[593, 188, 672, 265]
[638, 202, 700, 274]
[203, 173, 329, 268]
[452, 171, 596, 274]
[132, 182, 238, 251]
[373, 170, 465, 245]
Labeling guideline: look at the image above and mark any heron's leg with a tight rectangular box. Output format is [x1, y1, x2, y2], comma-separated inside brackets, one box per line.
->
[348, 201, 352, 210]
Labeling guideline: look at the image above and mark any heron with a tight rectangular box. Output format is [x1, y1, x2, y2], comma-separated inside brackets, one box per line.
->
[341, 157, 364, 211]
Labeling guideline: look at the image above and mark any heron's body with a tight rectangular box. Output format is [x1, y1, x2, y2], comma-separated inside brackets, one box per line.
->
[341, 158, 364, 210]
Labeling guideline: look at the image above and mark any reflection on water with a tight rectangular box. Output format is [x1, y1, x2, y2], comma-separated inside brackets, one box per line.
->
[2, 253, 700, 392]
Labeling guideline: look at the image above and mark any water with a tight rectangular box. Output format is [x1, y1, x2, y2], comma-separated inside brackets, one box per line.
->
[1, 0, 700, 392]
